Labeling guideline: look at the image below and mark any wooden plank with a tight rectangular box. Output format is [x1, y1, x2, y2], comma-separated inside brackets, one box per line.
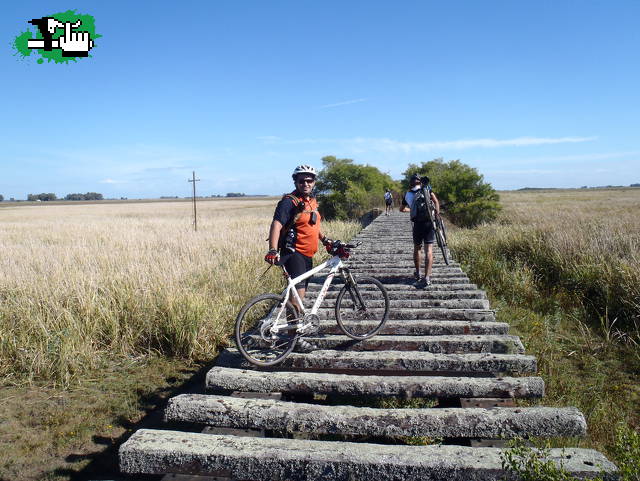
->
[165, 394, 587, 439]
[216, 349, 537, 376]
[206, 367, 545, 399]
[302, 335, 525, 354]
[460, 398, 517, 408]
[120, 430, 618, 481]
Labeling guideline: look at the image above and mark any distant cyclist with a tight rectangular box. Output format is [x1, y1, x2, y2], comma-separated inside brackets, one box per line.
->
[384, 188, 393, 216]
[400, 174, 440, 288]
[264, 165, 332, 352]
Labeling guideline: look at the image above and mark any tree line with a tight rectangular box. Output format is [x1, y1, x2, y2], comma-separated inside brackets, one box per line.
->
[316, 156, 500, 227]
[22, 192, 105, 201]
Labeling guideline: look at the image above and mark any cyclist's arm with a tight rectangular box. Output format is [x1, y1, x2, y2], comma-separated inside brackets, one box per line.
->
[269, 197, 296, 251]
[431, 192, 440, 215]
[268, 220, 283, 251]
[400, 193, 410, 212]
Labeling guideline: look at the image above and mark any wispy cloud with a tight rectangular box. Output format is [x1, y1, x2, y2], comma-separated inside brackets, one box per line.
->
[256, 136, 281, 143]
[348, 136, 597, 153]
[319, 98, 368, 109]
[257, 135, 597, 153]
[488, 168, 560, 175]
[505, 151, 640, 164]
[99, 178, 127, 184]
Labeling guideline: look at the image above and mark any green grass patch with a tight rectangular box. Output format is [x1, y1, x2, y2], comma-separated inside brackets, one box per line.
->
[448, 190, 640, 476]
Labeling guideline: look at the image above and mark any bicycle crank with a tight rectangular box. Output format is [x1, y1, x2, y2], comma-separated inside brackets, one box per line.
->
[297, 314, 320, 335]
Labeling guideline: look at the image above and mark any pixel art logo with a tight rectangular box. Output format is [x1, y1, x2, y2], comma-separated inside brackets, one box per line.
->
[13, 10, 100, 64]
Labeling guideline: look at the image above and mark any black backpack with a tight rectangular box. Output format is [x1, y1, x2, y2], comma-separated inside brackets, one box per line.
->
[410, 186, 432, 223]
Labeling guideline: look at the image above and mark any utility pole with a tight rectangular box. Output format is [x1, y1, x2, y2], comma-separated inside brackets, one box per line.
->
[188, 171, 200, 231]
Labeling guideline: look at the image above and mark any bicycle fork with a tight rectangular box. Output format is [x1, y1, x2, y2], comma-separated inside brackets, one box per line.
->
[341, 268, 367, 311]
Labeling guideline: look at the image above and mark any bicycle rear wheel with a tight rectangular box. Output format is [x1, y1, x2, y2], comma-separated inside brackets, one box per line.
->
[335, 276, 389, 340]
[436, 217, 450, 265]
[438, 216, 448, 243]
[234, 293, 297, 366]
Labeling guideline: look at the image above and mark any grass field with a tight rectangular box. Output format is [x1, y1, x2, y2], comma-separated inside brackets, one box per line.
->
[0, 198, 360, 480]
[449, 188, 640, 470]
[2, 190, 639, 479]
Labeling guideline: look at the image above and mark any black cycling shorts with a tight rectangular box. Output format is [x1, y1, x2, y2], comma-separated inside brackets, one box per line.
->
[412, 221, 435, 246]
[385, 199, 392, 206]
[280, 251, 313, 289]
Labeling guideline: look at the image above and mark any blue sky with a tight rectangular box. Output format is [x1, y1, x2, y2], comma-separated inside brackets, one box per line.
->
[1, 1, 639, 199]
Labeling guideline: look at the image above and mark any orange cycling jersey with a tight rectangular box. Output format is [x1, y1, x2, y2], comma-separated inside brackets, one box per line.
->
[278, 192, 321, 258]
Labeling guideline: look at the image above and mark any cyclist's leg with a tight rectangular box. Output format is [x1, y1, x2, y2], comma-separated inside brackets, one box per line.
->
[281, 252, 314, 345]
[282, 252, 317, 352]
[424, 223, 436, 278]
[412, 223, 423, 278]
[413, 244, 421, 277]
[425, 243, 434, 277]
[281, 251, 312, 311]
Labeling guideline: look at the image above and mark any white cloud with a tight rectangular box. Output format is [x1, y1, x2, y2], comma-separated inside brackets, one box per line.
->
[504, 151, 640, 164]
[488, 169, 560, 175]
[257, 135, 596, 153]
[99, 178, 123, 184]
[256, 136, 281, 142]
[348, 136, 597, 153]
[319, 98, 368, 109]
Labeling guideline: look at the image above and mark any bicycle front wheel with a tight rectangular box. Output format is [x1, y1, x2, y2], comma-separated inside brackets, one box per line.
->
[335, 276, 389, 340]
[234, 293, 297, 367]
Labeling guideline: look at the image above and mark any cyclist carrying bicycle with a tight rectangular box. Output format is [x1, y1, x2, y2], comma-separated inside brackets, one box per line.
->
[400, 174, 440, 288]
[264, 165, 332, 352]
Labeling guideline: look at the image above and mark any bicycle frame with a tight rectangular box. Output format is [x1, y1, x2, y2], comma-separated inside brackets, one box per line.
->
[268, 255, 345, 335]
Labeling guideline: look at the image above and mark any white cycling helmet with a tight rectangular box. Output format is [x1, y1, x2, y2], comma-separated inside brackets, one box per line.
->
[291, 164, 318, 180]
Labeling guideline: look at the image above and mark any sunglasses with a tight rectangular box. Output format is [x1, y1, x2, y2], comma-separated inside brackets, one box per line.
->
[297, 178, 315, 184]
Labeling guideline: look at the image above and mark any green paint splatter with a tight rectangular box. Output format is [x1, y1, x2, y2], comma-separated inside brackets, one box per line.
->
[13, 9, 101, 64]
[12, 31, 32, 57]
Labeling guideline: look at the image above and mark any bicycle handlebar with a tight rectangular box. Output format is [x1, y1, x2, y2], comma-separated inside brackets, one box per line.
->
[273, 240, 361, 266]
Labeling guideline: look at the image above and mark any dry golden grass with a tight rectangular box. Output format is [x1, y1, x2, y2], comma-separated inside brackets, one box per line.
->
[500, 188, 640, 264]
[452, 188, 640, 336]
[0, 198, 360, 387]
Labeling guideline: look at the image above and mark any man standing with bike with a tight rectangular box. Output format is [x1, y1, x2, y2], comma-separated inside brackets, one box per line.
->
[400, 174, 441, 288]
[264, 165, 332, 352]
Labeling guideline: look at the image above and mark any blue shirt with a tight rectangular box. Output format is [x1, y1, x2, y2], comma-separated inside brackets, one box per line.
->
[403, 189, 420, 207]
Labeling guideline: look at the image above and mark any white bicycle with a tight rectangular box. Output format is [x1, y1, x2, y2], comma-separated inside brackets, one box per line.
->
[234, 241, 390, 366]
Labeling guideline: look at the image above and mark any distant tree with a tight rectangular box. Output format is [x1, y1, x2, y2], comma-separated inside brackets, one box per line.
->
[226, 193, 245, 197]
[316, 156, 400, 220]
[0, 194, 3, 202]
[64, 192, 103, 201]
[28, 193, 57, 201]
[65, 193, 85, 200]
[631, 183, 640, 187]
[401, 159, 501, 228]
